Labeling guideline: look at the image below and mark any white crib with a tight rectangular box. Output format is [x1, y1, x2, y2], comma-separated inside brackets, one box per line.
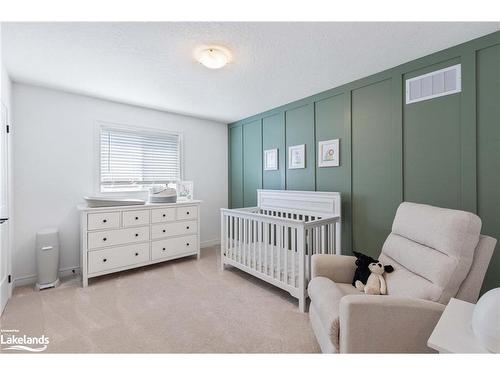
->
[220, 190, 342, 312]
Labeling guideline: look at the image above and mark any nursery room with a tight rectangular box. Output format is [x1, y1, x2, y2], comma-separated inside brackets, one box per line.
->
[1, 1, 500, 371]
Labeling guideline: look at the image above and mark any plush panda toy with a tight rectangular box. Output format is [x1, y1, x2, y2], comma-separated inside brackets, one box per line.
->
[355, 261, 394, 295]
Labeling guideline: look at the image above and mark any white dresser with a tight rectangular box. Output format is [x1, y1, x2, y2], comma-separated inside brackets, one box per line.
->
[78, 200, 201, 287]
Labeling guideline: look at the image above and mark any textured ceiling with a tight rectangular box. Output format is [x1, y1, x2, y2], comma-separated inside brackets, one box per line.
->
[3, 22, 499, 123]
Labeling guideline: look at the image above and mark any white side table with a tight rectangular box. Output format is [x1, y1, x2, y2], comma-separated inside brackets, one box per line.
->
[427, 298, 490, 353]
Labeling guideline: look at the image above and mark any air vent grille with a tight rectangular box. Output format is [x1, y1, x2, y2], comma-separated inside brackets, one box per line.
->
[405, 64, 461, 104]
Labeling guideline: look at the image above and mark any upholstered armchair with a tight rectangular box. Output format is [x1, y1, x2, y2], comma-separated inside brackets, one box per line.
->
[308, 202, 496, 353]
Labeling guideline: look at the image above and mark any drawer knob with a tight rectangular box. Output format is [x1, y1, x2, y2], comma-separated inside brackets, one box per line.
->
[162, 214, 166, 217]
[186, 243, 190, 246]
[135, 252, 139, 256]
[162, 229, 166, 233]
[186, 226, 190, 230]
[135, 233, 139, 237]
[135, 216, 139, 220]
[103, 237, 107, 241]
[186, 212, 190, 215]
[162, 247, 166, 251]
[103, 219, 107, 223]
[103, 258, 107, 262]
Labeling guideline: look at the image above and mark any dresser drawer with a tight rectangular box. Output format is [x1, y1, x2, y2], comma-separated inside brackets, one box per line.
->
[122, 209, 150, 227]
[151, 207, 176, 223]
[87, 212, 120, 231]
[151, 220, 197, 240]
[88, 242, 150, 274]
[88, 226, 150, 249]
[176, 206, 198, 220]
[151, 235, 197, 261]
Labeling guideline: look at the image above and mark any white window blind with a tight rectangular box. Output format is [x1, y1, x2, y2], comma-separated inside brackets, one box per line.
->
[100, 126, 181, 191]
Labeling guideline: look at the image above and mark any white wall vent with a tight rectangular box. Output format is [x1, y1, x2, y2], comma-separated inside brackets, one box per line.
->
[405, 64, 461, 104]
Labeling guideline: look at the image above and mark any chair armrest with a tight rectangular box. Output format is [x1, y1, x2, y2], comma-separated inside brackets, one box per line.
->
[311, 254, 357, 283]
[338, 295, 445, 353]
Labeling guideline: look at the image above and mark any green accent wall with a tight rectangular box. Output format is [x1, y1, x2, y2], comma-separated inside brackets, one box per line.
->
[352, 79, 401, 256]
[285, 104, 315, 190]
[228, 31, 500, 293]
[477, 43, 500, 294]
[242, 119, 262, 207]
[262, 113, 285, 189]
[403, 59, 463, 209]
[315, 93, 352, 250]
[229, 125, 243, 208]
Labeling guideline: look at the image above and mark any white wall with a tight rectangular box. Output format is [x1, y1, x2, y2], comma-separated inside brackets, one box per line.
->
[12, 83, 227, 284]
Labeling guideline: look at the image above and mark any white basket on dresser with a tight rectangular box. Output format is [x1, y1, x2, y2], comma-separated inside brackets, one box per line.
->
[78, 200, 201, 287]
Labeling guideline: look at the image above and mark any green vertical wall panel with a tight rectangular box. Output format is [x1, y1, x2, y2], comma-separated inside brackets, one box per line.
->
[262, 113, 285, 190]
[351, 79, 400, 258]
[229, 125, 243, 208]
[403, 60, 462, 209]
[315, 94, 351, 250]
[227, 31, 500, 292]
[243, 119, 262, 206]
[477, 43, 500, 292]
[285, 104, 315, 191]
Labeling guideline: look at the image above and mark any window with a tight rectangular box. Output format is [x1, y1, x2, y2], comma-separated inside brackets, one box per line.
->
[99, 125, 182, 192]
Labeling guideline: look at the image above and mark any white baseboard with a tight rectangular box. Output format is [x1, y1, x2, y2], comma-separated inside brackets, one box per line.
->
[13, 266, 80, 288]
[13, 239, 220, 288]
[200, 238, 220, 248]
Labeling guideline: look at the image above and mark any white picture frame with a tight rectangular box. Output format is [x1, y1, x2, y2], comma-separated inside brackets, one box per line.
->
[318, 139, 340, 167]
[288, 144, 305, 169]
[177, 180, 194, 201]
[264, 148, 278, 171]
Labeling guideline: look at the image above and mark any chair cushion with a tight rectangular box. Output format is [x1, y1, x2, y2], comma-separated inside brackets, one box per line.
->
[308, 277, 361, 350]
[380, 202, 482, 304]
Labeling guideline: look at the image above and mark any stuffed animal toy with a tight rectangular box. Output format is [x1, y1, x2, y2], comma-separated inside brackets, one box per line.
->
[351, 251, 378, 287]
[355, 261, 394, 295]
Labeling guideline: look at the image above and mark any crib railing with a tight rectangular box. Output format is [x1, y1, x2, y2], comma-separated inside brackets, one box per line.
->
[220, 207, 341, 312]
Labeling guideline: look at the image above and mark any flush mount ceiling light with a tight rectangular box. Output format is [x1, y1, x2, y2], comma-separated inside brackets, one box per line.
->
[194, 46, 232, 69]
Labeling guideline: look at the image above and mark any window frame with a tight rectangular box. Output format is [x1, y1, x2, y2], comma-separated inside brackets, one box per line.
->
[94, 121, 184, 194]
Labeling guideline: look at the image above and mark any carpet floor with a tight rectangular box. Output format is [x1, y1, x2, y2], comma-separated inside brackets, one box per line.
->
[0, 246, 320, 353]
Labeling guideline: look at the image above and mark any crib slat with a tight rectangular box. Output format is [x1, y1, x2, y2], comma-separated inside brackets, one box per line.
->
[244, 217, 248, 266]
[270, 223, 275, 278]
[329, 223, 333, 254]
[292, 228, 296, 287]
[284, 226, 288, 285]
[297, 227, 306, 313]
[250, 220, 257, 270]
[258, 222, 264, 272]
[277, 224, 281, 282]
[239, 217, 243, 263]
[264, 222, 269, 275]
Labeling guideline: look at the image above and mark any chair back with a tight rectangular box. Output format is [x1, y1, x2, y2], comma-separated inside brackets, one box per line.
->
[378, 202, 487, 304]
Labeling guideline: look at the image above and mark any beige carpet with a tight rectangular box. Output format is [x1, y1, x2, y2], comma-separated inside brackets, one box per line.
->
[0, 246, 320, 353]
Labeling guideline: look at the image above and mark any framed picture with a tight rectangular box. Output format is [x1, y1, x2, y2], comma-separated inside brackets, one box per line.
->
[264, 148, 278, 171]
[288, 144, 305, 169]
[318, 139, 340, 167]
[177, 180, 194, 201]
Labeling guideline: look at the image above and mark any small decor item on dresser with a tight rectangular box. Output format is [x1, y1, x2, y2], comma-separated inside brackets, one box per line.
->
[149, 185, 177, 203]
[84, 196, 145, 207]
[177, 181, 194, 201]
[472, 287, 500, 353]
[318, 139, 340, 167]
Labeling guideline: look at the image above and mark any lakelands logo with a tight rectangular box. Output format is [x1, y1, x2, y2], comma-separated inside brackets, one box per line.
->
[0, 329, 49, 352]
